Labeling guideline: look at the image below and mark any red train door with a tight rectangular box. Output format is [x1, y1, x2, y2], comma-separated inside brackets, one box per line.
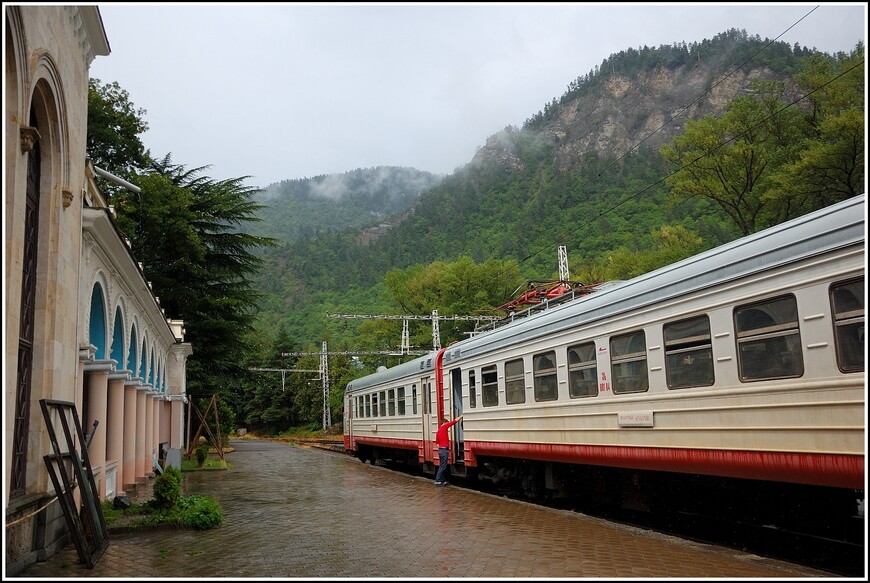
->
[345, 394, 353, 452]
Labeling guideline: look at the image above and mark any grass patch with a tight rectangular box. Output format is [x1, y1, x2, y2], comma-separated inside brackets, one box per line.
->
[241, 425, 342, 443]
[276, 426, 325, 440]
[102, 494, 222, 530]
[181, 455, 229, 471]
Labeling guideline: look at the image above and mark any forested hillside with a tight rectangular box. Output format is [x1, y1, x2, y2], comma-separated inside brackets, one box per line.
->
[252, 30, 856, 346]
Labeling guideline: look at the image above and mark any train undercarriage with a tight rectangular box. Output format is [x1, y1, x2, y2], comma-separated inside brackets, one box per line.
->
[473, 455, 863, 532]
[352, 442, 864, 554]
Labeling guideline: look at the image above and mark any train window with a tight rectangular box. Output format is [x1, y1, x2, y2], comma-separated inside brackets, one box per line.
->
[664, 315, 714, 389]
[533, 351, 558, 402]
[567, 342, 598, 398]
[423, 382, 430, 415]
[505, 358, 526, 404]
[379, 391, 387, 416]
[397, 387, 406, 415]
[468, 370, 477, 409]
[734, 294, 804, 381]
[831, 278, 865, 373]
[412, 385, 418, 415]
[482, 365, 499, 407]
[369, 394, 376, 417]
[388, 389, 396, 416]
[611, 330, 649, 394]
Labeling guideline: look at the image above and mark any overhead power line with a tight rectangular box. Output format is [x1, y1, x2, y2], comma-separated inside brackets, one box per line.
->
[248, 367, 321, 392]
[274, 342, 432, 429]
[327, 310, 501, 352]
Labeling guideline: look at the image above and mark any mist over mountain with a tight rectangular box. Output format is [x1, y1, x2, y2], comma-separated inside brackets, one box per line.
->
[248, 166, 443, 243]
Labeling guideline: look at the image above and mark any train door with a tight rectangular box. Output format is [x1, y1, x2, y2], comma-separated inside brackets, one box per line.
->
[450, 367, 464, 462]
[421, 376, 434, 463]
[345, 394, 353, 451]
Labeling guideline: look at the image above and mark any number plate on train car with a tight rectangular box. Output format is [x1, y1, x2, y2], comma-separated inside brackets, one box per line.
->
[618, 411, 654, 427]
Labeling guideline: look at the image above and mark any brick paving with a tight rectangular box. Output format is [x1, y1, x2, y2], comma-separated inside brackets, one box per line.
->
[17, 438, 833, 579]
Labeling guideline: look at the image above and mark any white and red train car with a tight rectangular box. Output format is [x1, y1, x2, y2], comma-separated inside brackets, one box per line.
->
[343, 194, 865, 524]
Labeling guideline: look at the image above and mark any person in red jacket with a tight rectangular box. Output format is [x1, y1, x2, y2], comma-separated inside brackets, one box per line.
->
[434, 415, 463, 486]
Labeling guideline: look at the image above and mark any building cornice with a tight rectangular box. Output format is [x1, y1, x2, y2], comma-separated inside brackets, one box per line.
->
[78, 6, 110, 63]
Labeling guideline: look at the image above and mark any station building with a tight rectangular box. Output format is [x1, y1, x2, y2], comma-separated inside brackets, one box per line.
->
[4, 6, 192, 575]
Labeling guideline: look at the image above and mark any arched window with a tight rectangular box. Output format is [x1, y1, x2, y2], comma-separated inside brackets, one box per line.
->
[12, 106, 42, 498]
[128, 323, 139, 376]
[111, 306, 124, 368]
[89, 283, 107, 359]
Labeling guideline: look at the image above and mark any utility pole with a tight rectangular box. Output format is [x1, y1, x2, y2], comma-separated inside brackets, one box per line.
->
[558, 245, 570, 282]
[321, 341, 331, 429]
[432, 310, 441, 351]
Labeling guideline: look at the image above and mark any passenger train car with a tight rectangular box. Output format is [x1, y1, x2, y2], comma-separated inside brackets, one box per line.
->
[343, 195, 865, 530]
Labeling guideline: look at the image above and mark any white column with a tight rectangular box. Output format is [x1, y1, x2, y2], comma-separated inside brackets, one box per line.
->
[122, 378, 140, 490]
[135, 387, 148, 482]
[144, 391, 154, 475]
[82, 360, 112, 500]
[151, 393, 161, 467]
[169, 397, 185, 449]
[107, 370, 129, 495]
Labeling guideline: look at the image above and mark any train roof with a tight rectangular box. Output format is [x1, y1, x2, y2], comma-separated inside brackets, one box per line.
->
[345, 353, 436, 394]
[346, 195, 865, 392]
[444, 194, 865, 365]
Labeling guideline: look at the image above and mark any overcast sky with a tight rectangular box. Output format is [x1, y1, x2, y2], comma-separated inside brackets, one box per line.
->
[88, 2, 867, 189]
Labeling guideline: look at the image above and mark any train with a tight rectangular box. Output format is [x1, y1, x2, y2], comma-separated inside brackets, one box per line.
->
[342, 194, 865, 535]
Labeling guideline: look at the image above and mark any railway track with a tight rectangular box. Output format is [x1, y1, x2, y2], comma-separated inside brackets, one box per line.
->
[296, 439, 346, 453]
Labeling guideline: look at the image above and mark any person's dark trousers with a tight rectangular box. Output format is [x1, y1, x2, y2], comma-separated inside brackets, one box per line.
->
[435, 447, 449, 483]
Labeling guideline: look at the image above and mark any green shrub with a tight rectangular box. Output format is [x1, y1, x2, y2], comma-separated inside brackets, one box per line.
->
[195, 443, 209, 467]
[177, 495, 223, 530]
[152, 465, 182, 509]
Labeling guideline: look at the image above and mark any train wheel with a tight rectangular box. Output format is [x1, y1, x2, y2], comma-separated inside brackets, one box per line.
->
[519, 461, 543, 500]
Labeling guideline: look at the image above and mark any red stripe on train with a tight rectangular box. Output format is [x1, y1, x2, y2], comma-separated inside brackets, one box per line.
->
[346, 435, 862, 489]
[466, 441, 864, 490]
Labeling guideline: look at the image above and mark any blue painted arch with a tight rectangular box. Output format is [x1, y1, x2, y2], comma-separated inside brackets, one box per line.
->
[128, 323, 139, 376]
[111, 306, 124, 369]
[89, 283, 107, 359]
[148, 348, 155, 386]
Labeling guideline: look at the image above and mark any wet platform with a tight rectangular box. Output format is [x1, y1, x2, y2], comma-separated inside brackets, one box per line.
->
[18, 438, 835, 578]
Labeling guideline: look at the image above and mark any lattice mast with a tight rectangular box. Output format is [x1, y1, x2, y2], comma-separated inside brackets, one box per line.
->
[558, 245, 570, 282]
[321, 341, 331, 428]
